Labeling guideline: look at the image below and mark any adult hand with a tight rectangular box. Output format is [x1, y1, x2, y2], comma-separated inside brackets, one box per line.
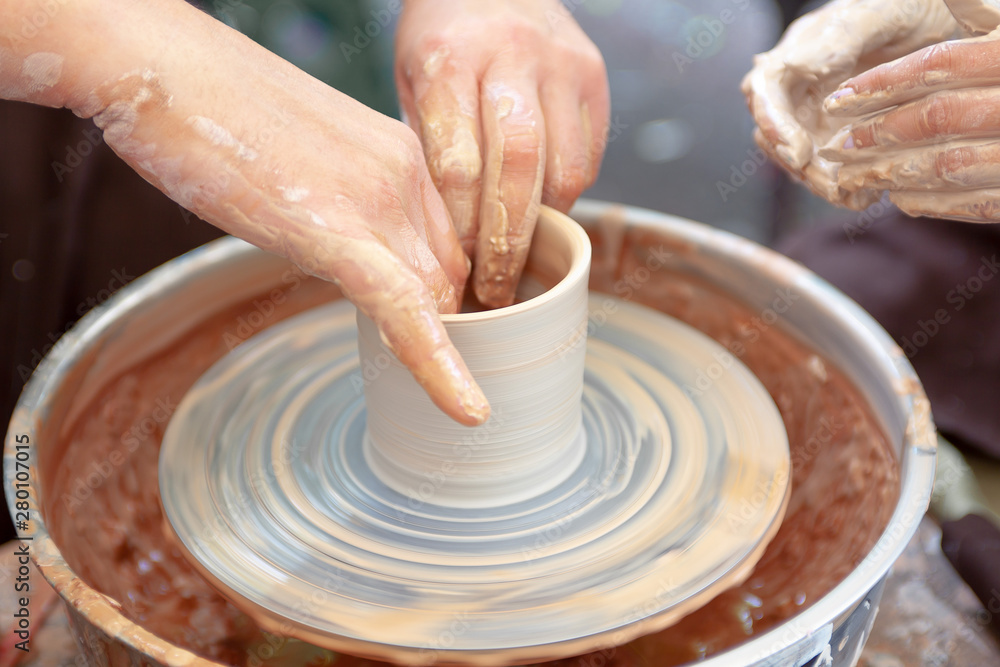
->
[821, 27, 1000, 222]
[0, 0, 488, 424]
[741, 0, 960, 209]
[395, 0, 609, 307]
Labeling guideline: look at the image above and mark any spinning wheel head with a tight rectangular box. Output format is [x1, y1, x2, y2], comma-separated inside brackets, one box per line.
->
[160, 208, 790, 665]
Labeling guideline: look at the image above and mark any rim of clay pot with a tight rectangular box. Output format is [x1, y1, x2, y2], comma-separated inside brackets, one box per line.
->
[3, 200, 936, 666]
[440, 206, 591, 323]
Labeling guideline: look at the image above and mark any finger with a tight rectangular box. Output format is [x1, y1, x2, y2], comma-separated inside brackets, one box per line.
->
[369, 202, 462, 314]
[764, 141, 879, 210]
[473, 73, 545, 308]
[539, 81, 590, 213]
[821, 88, 1000, 157]
[752, 126, 862, 210]
[579, 61, 611, 188]
[320, 228, 489, 425]
[413, 67, 484, 258]
[800, 155, 879, 210]
[801, 155, 843, 202]
[890, 188, 1000, 222]
[826, 34, 1000, 116]
[752, 110, 839, 201]
[752, 126, 786, 171]
[419, 176, 471, 308]
[837, 140, 1000, 192]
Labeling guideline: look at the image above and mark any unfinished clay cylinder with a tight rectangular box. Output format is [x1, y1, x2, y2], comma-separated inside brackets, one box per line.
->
[359, 208, 591, 508]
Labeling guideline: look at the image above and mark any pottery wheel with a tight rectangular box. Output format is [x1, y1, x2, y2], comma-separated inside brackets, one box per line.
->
[160, 295, 790, 666]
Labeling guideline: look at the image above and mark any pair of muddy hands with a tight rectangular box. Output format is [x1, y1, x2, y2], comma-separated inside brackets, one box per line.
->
[744, 0, 1000, 221]
[0, 0, 609, 425]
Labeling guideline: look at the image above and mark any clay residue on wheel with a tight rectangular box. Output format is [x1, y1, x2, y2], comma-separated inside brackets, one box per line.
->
[47, 276, 339, 664]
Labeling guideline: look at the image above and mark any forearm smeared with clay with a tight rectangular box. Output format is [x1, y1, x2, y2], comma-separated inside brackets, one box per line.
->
[944, 0, 1000, 32]
[0, 0, 489, 425]
[742, 0, 961, 208]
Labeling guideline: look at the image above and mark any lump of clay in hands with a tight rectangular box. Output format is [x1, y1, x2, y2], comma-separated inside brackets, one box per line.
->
[743, 0, 966, 211]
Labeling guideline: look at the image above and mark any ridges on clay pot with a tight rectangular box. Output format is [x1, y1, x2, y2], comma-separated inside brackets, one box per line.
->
[360, 208, 592, 509]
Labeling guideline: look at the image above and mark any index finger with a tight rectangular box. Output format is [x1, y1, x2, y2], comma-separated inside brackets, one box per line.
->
[472, 73, 545, 309]
[825, 34, 1000, 116]
[414, 70, 484, 259]
[320, 229, 490, 426]
[820, 87, 1000, 157]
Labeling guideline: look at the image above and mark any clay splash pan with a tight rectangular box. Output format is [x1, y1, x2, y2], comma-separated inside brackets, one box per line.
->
[5, 201, 928, 667]
[158, 207, 790, 665]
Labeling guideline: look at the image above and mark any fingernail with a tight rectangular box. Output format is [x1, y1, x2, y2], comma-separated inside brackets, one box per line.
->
[843, 135, 855, 150]
[829, 87, 855, 102]
[459, 383, 490, 426]
[825, 87, 858, 114]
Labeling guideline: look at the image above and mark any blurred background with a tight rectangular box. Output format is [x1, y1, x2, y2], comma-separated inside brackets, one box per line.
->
[2, 0, 998, 544]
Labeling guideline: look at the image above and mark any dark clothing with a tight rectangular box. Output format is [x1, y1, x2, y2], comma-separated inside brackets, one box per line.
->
[779, 213, 1000, 458]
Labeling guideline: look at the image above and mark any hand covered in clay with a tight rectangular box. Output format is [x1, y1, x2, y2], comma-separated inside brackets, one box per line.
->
[741, 0, 961, 208]
[395, 0, 609, 307]
[821, 24, 1000, 221]
[0, 0, 488, 425]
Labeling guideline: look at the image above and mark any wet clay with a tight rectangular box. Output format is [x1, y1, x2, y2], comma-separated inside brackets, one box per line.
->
[944, 0, 1000, 34]
[47, 230, 898, 666]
